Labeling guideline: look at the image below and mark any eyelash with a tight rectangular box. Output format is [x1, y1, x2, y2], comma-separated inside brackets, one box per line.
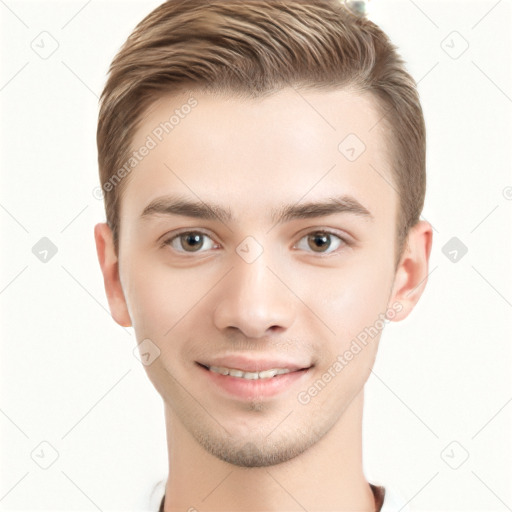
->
[161, 229, 351, 257]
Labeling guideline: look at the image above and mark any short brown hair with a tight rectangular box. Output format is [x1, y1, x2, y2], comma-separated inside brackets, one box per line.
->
[97, 0, 426, 263]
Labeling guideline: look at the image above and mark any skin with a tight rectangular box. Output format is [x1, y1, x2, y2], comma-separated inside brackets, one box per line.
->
[95, 87, 432, 512]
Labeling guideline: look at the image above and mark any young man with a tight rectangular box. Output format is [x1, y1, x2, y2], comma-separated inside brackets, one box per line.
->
[94, 1, 432, 510]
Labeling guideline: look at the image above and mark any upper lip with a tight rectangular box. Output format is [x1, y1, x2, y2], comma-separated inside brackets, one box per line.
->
[197, 355, 311, 373]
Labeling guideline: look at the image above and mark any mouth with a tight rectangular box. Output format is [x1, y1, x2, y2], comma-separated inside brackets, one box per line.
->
[197, 362, 309, 380]
[195, 361, 313, 400]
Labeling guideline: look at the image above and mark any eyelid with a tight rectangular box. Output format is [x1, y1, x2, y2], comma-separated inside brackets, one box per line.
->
[160, 227, 214, 243]
[160, 228, 218, 251]
[294, 226, 353, 244]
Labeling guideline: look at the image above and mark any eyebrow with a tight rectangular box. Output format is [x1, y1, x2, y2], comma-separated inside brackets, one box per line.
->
[140, 194, 373, 225]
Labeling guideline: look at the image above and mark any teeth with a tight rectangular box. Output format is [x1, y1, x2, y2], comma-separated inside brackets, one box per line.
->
[208, 365, 293, 379]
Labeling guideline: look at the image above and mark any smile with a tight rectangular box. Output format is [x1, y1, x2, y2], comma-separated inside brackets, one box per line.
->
[206, 365, 293, 380]
[197, 362, 312, 400]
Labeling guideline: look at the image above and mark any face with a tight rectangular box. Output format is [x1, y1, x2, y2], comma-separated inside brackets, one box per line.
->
[100, 87, 415, 467]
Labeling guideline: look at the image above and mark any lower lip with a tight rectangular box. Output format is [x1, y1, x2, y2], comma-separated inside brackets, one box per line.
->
[197, 363, 311, 400]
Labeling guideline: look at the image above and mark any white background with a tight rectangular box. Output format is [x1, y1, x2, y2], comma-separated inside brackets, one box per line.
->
[1, 0, 511, 510]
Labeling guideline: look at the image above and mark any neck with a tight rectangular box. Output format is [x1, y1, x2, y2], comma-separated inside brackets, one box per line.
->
[162, 389, 376, 512]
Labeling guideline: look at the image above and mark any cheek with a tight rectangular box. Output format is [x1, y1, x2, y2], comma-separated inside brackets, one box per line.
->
[313, 257, 394, 350]
[298, 265, 393, 410]
[120, 255, 186, 337]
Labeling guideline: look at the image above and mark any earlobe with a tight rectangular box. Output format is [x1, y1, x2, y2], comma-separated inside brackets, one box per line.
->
[388, 220, 433, 322]
[94, 223, 132, 327]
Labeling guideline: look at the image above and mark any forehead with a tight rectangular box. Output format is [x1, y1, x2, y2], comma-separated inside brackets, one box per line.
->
[122, 87, 396, 225]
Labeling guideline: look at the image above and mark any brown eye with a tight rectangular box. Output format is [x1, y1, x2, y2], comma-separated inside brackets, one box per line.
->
[296, 231, 345, 254]
[164, 231, 216, 253]
[308, 232, 330, 252]
[180, 233, 204, 252]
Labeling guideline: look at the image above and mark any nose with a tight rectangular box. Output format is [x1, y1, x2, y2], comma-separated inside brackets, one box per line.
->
[212, 247, 296, 339]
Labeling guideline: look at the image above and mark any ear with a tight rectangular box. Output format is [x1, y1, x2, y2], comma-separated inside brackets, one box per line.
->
[94, 223, 132, 327]
[387, 220, 433, 322]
